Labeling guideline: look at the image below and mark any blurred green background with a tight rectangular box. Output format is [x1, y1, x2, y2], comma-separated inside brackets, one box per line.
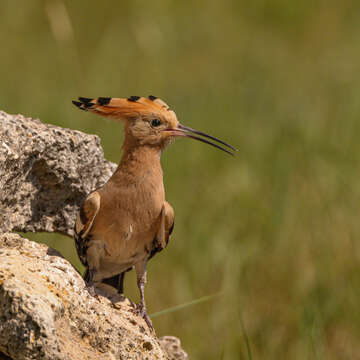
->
[2, 0, 360, 358]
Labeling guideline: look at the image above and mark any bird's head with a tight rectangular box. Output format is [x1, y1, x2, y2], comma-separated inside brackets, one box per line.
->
[72, 95, 237, 155]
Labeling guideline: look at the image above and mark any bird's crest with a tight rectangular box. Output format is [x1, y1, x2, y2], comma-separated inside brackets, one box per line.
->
[72, 95, 172, 121]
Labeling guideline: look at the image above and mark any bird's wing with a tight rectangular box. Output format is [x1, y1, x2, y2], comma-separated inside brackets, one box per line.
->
[74, 191, 101, 266]
[149, 201, 174, 259]
[162, 201, 175, 247]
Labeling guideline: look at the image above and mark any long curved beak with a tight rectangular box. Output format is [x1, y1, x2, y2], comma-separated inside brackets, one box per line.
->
[167, 124, 238, 156]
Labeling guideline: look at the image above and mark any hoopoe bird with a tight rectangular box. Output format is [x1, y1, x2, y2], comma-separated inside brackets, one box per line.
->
[72, 95, 236, 329]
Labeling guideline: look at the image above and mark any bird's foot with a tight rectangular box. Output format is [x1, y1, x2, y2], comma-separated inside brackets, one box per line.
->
[113, 293, 127, 304]
[118, 293, 126, 302]
[86, 283, 100, 301]
[128, 298, 137, 309]
[131, 303, 153, 331]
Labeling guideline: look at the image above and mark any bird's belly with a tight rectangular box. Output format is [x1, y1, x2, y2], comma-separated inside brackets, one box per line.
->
[89, 189, 163, 280]
[93, 227, 157, 279]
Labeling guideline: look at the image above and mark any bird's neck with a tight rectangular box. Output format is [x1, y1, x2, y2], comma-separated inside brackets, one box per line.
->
[110, 136, 163, 185]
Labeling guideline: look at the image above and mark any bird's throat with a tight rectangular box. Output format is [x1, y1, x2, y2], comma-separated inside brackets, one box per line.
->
[110, 140, 163, 187]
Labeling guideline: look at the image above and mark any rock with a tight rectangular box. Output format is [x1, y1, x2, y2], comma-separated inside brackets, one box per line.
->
[0, 233, 188, 360]
[158, 337, 189, 360]
[0, 111, 117, 237]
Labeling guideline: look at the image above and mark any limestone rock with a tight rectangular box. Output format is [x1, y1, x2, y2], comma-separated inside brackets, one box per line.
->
[0, 110, 117, 237]
[158, 337, 189, 360]
[0, 233, 188, 360]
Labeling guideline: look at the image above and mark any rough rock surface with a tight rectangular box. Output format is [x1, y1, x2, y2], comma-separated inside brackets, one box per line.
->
[0, 112, 188, 359]
[0, 234, 188, 360]
[0, 110, 117, 236]
[157, 337, 189, 360]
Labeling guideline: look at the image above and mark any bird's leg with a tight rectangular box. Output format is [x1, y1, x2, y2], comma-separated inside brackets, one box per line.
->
[137, 275, 153, 330]
[133, 261, 153, 330]
[117, 272, 125, 295]
[117, 272, 126, 301]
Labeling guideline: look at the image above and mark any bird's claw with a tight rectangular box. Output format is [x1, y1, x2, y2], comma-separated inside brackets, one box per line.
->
[142, 312, 154, 332]
[86, 283, 100, 301]
[130, 303, 153, 331]
[128, 298, 136, 309]
[118, 293, 126, 302]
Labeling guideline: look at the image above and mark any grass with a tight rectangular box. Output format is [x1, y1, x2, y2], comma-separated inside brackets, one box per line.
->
[3, 0, 360, 358]
[239, 311, 253, 360]
[150, 292, 222, 319]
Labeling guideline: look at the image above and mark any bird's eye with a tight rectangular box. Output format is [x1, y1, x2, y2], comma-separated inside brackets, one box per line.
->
[151, 119, 161, 127]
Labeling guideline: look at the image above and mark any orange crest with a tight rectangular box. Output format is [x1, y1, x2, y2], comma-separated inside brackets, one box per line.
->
[72, 95, 176, 123]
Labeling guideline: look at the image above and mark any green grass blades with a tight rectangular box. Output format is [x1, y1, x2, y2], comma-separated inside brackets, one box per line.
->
[150, 292, 222, 318]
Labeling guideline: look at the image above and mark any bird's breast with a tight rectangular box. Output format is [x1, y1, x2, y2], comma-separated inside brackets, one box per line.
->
[90, 180, 164, 260]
